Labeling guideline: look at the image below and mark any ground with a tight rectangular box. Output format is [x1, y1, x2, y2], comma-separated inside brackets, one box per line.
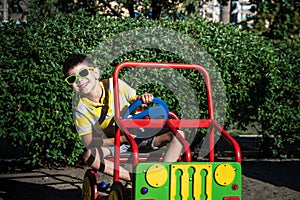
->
[0, 159, 299, 200]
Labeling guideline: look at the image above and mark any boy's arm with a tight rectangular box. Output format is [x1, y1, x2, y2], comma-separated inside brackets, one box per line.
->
[81, 133, 112, 148]
[81, 133, 94, 148]
[81, 132, 115, 148]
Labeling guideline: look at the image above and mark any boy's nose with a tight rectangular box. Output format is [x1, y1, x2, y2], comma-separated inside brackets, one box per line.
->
[77, 76, 84, 83]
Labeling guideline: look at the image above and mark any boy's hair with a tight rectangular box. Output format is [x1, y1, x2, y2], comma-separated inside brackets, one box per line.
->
[62, 54, 95, 76]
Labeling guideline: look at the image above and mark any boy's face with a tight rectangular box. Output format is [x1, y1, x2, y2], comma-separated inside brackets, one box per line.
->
[66, 64, 100, 95]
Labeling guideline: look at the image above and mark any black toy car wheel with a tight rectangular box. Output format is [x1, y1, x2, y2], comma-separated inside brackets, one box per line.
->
[108, 182, 126, 200]
[82, 169, 98, 200]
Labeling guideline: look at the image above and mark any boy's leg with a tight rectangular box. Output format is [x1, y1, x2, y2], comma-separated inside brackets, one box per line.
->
[83, 146, 131, 181]
[163, 130, 184, 162]
[153, 130, 185, 162]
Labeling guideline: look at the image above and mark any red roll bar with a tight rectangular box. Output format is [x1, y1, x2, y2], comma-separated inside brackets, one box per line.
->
[112, 62, 242, 181]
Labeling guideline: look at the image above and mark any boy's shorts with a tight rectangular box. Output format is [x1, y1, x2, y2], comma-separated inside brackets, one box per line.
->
[107, 127, 170, 156]
[134, 136, 159, 151]
[107, 136, 158, 156]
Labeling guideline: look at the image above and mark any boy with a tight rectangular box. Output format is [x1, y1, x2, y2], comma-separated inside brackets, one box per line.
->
[62, 54, 184, 181]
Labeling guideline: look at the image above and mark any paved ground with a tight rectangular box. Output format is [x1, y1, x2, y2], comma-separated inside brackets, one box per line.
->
[0, 159, 299, 200]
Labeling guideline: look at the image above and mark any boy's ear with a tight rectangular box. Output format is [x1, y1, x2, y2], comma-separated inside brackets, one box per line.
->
[94, 67, 100, 79]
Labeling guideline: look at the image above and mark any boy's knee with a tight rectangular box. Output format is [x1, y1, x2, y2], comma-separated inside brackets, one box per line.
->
[165, 130, 184, 142]
[83, 147, 106, 173]
[83, 148, 97, 166]
[83, 150, 90, 163]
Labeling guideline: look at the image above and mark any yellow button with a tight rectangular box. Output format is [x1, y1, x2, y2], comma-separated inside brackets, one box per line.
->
[146, 164, 168, 187]
[214, 163, 235, 186]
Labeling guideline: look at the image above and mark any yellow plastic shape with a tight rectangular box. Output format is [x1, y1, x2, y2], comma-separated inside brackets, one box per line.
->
[170, 164, 212, 200]
[146, 164, 168, 188]
[214, 163, 235, 186]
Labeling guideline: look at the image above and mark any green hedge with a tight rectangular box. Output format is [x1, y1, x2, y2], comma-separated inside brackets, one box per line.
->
[258, 40, 300, 158]
[0, 13, 299, 166]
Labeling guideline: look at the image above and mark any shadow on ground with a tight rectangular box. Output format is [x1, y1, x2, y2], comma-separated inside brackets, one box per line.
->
[0, 180, 81, 200]
[242, 160, 300, 192]
[0, 169, 83, 200]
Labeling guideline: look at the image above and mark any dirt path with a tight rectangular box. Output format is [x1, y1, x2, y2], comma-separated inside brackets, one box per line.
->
[0, 160, 299, 200]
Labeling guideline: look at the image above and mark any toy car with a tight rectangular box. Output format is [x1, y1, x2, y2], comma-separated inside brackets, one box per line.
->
[82, 62, 242, 200]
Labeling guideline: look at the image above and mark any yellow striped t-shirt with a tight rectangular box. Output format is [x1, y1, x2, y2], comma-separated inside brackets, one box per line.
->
[74, 78, 136, 137]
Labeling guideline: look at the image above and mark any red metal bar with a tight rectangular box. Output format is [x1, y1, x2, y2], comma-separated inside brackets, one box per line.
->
[212, 120, 242, 163]
[113, 62, 214, 120]
[209, 126, 215, 162]
[113, 68, 121, 120]
[113, 128, 121, 182]
[117, 121, 140, 168]
[107, 155, 164, 163]
[165, 120, 192, 162]
[120, 119, 211, 129]
[168, 111, 179, 119]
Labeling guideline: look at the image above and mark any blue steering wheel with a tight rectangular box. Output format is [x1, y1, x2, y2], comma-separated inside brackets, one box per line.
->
[123, 97, 169, 120]
[123, 97, 169, 138]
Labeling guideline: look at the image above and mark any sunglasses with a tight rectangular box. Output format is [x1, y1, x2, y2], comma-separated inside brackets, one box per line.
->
[65, 67, 94, 85]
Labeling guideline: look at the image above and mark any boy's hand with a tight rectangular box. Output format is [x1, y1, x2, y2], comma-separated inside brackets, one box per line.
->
[139, 94, 153, 107]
